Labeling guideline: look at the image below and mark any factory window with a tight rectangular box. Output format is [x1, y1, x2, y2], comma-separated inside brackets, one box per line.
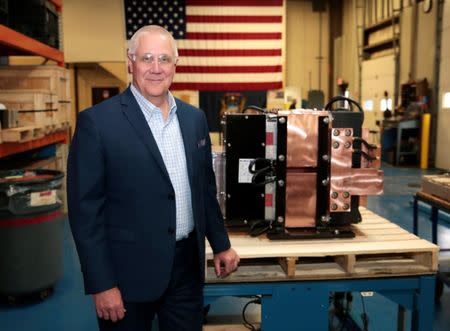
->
[364, 99, 374, 111]
[380, 98, 392, 111]
[443, 92, 450, 109]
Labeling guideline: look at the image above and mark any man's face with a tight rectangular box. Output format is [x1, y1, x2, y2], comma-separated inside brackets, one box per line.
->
[128, 32, 177, 105]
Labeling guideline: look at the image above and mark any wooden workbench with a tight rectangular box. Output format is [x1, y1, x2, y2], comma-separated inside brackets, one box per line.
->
[206, 207, 438, 283]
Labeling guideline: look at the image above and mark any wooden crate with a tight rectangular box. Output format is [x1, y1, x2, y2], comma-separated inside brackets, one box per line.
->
[0, 90, 57, 127]
[53, 101, 71, 125]
[0, 65, 71, 102]
[206, 207, 438, 283]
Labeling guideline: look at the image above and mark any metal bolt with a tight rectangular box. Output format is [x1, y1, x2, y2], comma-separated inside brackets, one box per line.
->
[323, 117, 330, 124]
[333, 142, 340, 149]
[345, 129, 352, 136]
[278, 154, 285, 162]
[322, 178, 329, 186]
[245, 115, 249, 119]
[344, 141, 352, 149]
[331, 203, 338, 210]
[227, 194, 231, 198]
[244, 219, 248, 224]
[261, 142, 266, 147]
[322, 154, 330, 162]
[277, 216, 284, 223]
[227, 143, 231, 147]
[343, 203, 350, 210]
[334, 229, 340, 235]
[342, 191, 350, 198]
[261, 193, 265, 198]
[333, 129, 340, 136]
[279, 117, 286, 124]
[331, 192, 338, 199]
[278, 180, 285, 187]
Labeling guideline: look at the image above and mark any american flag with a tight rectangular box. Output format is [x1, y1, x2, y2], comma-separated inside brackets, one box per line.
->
[124, 0, 283, 91]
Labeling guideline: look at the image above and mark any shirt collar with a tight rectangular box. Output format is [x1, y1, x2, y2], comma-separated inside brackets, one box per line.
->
[130, 84, 177, 119]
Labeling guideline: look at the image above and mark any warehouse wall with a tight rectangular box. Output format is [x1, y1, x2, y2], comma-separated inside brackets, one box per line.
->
[286, 0, 330, 104]
[340, 0, 444, 166]
[62, 0, 126, 63]
[436, 2, 450, 170]
[340, 0, 360, 101]
[75, 64, 128, 112]
[62, 0, 327, 111]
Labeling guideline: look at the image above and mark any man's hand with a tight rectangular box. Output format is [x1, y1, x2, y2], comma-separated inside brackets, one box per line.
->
[93, 287, 126, 322]
[213, 248, 240, 278]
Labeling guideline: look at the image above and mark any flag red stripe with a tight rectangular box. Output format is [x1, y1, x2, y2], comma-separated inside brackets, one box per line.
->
[176, 65, 282, 73]
[178, 49, 281, 56]
[187, 15, 282, 23]
[187, 0, 283, 6]
[186, 32, 281, 40]
[171, 82, 283, 91]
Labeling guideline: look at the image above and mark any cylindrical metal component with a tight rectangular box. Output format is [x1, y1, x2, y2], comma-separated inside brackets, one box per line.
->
[333, 142, 340, 149]
[344, 141, 352, 149]
[345, 129, 352, 136]
[331, 192, 338, 199]
[278, 154, 285, 162]
[420, 113, 431, 169]
[343, 203, 350, 210]
[333, 129, 340, 136]
[331, 203, 338, 210]
[322, 154, 330, 162]
[278, 180, 285, 187]
[279, 117, 286, 124]
[321, 178, 329, 186]
[277, 216, 284, 223]
[342, 191, 350, 198]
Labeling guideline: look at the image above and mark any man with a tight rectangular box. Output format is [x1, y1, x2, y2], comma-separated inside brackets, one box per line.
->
[67, 25, 239, 331]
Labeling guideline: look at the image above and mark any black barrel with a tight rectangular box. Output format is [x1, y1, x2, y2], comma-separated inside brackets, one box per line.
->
[0, 169, 65, 298]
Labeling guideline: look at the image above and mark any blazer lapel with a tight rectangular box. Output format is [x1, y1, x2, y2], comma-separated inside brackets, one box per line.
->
[120, 88, 171, 183]
[175, 99, 194, 187]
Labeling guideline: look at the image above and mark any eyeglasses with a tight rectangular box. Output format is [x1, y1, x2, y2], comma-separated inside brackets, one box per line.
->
[129, 53, 177, 67]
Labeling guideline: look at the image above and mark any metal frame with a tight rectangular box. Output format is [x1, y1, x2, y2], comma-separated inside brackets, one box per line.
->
[413, 193, 450, 251]
[205, 275, 435, 331]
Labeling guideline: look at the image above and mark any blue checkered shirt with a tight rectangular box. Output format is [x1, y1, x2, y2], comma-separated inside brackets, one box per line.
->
[130, 85, 194, 240]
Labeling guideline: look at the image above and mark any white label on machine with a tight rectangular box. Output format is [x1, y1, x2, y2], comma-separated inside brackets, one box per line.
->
[360, 291, 374, 297]
[30, 190, 57, 206]
[238, 158, 254, 183]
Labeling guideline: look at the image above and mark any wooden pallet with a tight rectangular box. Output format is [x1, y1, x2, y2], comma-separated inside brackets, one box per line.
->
[0, 126, 44, 142]
[206, 208, 438, 283]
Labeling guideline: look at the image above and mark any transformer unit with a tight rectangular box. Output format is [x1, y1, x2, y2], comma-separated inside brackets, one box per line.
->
[219, 97, 383, 239]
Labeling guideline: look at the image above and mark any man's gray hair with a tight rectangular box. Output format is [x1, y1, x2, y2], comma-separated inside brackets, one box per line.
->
[128, 25, 179, 57]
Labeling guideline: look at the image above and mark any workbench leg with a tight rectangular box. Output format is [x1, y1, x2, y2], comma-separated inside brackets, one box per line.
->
[412, 275, 435, 331]
[431, 206, 438, 245]
[261, 284, 329, 331]
[413, 196, 418, 235]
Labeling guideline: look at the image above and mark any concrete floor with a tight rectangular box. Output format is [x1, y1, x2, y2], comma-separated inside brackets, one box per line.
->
[0, 163, 449, 330]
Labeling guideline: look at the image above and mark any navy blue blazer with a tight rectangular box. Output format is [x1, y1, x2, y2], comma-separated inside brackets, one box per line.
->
[67, 87, 230, 302]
